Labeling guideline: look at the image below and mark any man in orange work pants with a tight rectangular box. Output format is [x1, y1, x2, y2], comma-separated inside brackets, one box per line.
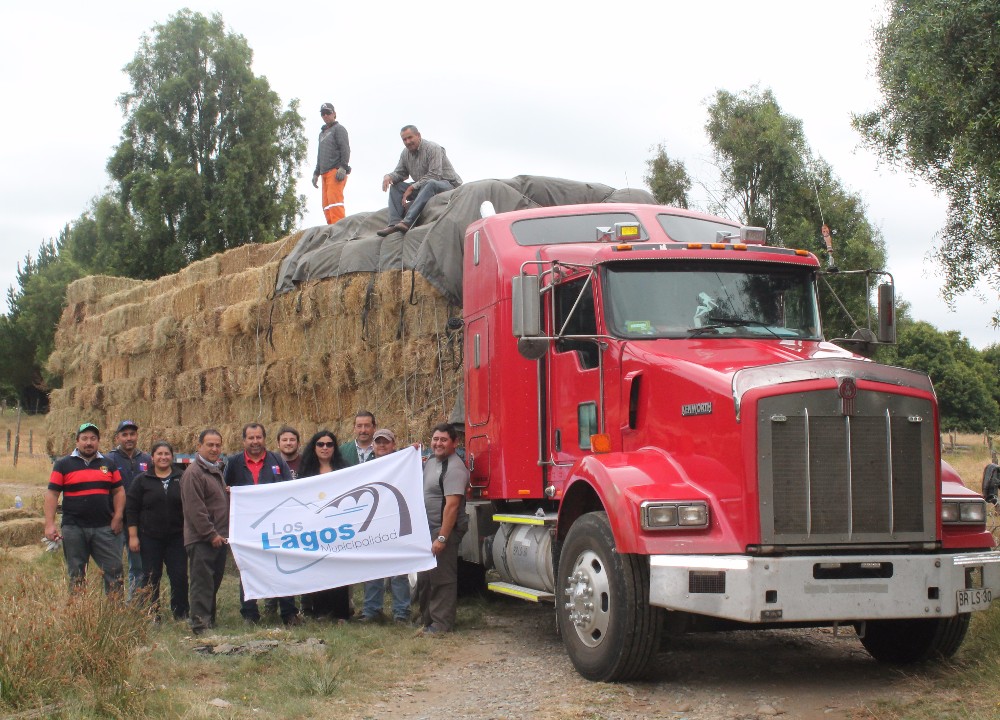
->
[312, 103, 351, 224]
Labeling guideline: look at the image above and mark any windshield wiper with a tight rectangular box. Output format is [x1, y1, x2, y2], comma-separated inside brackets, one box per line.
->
[686, 316, 782, 339]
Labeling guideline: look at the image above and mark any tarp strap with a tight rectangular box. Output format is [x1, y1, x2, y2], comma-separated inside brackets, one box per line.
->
[361, 273, 376, 338]
[408, 269, 419, 306]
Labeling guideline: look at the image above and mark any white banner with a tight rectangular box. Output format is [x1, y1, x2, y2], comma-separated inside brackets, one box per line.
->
[229, 446, 434, 600]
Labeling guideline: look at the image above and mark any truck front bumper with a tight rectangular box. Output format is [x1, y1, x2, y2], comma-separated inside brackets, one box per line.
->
[648, 551, 1000, 623]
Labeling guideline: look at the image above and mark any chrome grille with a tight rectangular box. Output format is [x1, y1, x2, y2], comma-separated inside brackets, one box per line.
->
[758, 390, 936, 545]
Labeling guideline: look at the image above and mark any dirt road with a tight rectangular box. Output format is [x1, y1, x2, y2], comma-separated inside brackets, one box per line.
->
[362, 599, 918, 720]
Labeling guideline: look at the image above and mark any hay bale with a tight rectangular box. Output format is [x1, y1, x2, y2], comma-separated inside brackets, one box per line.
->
[65, 275, 144, 306]
[0, 508, 41, 522]
[0, 518, 45, 549]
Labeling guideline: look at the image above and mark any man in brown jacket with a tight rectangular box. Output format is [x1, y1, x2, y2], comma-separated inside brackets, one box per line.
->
[181, 428, 229, 635]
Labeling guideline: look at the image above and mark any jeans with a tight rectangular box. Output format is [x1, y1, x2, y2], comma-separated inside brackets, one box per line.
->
[388, 179, 453, 226]
[138, 533, 189, 619]
[61, 524, 124, 594]
[362, 575, 411, 620]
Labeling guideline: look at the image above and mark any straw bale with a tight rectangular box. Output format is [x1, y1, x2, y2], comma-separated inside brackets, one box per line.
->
[220, 300, 256, 336]
[0, 508, 41, 522]
[179, 255, 221, 284]
[100, 356, 130, 383]
[76, 383, 105, 411]
[148, 373, 177, 401]
[93, 282, 153, 315]
[106, 378, 140, 407]
[0, 518, 45, 549]
[152, 315, 179, 350]
[151, 398, 182, 426]
[171, 281, 206, 319]
[175, 370, 205, 401]
[65, 275, 144, 306]
[146, 288, 178, 321]
[117, 326, 151, 356]
[103, 303, 146, 336]
[194, 337, 234, 369]
[217, 240, 293, 276]
[128, 352, 181, 382]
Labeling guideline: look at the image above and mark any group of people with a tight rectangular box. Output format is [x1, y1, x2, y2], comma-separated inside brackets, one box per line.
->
[43, 412, 471, 637]
[311, 103, 462, 232]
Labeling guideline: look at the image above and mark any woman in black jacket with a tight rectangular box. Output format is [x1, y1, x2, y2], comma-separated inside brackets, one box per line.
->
[298, 430, 352, 621]
[126, 441, 188, 620]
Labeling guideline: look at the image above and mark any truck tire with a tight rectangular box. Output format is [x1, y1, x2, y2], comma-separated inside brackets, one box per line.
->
[556, 511, 661, 681]
[858, 614, 970, 664]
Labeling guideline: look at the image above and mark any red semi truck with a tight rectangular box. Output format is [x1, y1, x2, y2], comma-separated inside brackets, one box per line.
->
[456, 201, 999, 681]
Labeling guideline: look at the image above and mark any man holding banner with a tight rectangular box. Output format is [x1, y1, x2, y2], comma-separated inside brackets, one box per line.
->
[415, 423, 470, 636]
[228, 445, 435, 606]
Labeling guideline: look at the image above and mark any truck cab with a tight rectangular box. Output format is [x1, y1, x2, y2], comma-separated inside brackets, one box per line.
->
[461, 203, 999, 681]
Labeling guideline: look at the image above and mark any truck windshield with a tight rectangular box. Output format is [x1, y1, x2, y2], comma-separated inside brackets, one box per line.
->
[603, 260, 821, 340]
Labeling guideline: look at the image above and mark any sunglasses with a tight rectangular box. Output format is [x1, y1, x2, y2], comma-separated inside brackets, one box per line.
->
[315, 441, 335, 448]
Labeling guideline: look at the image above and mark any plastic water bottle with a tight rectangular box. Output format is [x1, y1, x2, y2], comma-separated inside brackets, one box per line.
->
[14, 496, 23, 509]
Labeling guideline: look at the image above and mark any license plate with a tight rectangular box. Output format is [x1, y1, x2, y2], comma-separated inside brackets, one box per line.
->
[957, 588, 993, 612]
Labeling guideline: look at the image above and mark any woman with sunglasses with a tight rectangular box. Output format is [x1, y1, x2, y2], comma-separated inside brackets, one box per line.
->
[298, 430, 352, 621]
[125, 441, 189, 621]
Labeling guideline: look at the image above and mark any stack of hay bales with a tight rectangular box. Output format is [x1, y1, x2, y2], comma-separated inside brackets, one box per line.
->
[45, 233, 463, 456]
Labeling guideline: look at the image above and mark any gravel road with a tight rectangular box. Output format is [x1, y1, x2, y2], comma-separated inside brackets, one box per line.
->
[358, 599, 920, 720]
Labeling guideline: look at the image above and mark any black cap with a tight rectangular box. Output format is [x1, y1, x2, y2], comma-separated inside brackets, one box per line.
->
[116, 420, 138, 433]
[77, 422, 100, 438]
[320, 102, 335, 115]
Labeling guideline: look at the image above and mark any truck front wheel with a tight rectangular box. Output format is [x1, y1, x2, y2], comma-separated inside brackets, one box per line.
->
[556, 511, 661, 681]
[858, 614, 970, 664]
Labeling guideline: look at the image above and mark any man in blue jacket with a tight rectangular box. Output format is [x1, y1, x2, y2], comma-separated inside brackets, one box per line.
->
[224, 423, 299, 625]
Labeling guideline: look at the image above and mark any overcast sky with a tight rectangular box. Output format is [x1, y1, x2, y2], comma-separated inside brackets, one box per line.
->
[2, 0, 996, 349]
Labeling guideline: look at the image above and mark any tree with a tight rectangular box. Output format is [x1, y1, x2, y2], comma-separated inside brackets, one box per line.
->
[644, 143, 691, 208]
[0, 241, 84, 410]
[104, 9, 306, 277]
[705, 87, 807, 242]
[894, 322, 1000, 432]
[853, 0, 1000, 326]
[701, 87, 887, 342]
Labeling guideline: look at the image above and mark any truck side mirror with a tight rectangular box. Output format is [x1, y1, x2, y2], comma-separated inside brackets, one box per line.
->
[512, 275, 541, 337]
[877, 283, 895, 344]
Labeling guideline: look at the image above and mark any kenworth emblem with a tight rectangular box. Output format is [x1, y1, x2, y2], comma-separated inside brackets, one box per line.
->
[681, 402, 713, 417]
[838, 376, 857, 416]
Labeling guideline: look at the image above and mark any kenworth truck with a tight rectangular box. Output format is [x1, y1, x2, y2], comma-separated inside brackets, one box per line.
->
[456, 202, 1000, 681]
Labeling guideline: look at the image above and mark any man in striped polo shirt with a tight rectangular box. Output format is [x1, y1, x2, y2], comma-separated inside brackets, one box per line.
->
[44, 422, 126, 594]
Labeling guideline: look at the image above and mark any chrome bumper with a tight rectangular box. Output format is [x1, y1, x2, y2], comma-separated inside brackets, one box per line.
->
[648, 551, 1000, 622]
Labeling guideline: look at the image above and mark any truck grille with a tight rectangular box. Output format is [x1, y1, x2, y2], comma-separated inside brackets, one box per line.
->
[757, 391, 936, 545]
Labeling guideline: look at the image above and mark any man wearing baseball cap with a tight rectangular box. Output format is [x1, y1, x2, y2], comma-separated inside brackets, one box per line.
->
[312, 102, 351, 224]
[108, 420, 153, 598]
[357, 429, 412, 624]
[44, 423, 125, 594]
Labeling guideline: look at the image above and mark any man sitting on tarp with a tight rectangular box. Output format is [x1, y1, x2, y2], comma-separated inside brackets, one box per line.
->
[376, 125, 462, 237]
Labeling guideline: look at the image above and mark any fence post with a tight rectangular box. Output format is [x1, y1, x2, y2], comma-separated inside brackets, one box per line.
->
[28, 429, 33, 455]
[13, 405, 21, 468]
[5, 429, 9, 452]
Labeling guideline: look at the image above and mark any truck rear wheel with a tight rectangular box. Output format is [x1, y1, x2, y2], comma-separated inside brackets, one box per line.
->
[556, 511, 661, 681]
[858, 614, 970, 664]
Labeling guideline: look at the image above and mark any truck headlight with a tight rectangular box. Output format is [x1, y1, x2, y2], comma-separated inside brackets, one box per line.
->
[941, 500, 987, 524]
[641, 501, 709, 530]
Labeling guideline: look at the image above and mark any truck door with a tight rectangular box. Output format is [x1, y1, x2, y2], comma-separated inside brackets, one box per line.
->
[547, 275, 603, 485]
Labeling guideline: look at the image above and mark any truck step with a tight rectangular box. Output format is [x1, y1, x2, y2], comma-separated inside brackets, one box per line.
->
[487, 581, 554, 603]
[492, 512, 557, 526]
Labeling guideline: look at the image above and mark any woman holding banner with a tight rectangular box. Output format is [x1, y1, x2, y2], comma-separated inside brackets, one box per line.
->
[298, 430, 353, 622]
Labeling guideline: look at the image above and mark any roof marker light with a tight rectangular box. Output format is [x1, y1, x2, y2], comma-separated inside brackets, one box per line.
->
[687, 243, 703, 249]
[711, 243, 726, 249]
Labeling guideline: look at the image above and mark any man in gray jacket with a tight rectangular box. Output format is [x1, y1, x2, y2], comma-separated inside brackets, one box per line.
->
[181, 428, 229, 635]
[376, 125, 462, 237]
[312, 102, 351, 224]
